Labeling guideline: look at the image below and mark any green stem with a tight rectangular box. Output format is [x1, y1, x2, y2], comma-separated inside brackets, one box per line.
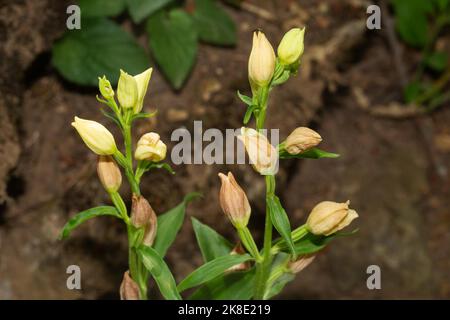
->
[110, 191, 129, 224]
[238, 227, 262, 262]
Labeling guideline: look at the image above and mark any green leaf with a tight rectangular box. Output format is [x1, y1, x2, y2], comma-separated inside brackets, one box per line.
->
[434, 0, 450, 10]
[425, 52, 448, 72]
[266, 195, 296, 257]
[264, 273, 295, 300]
[243, 104, 257, 125]
[192, 0, 236, 46]
[279, 147, 340, 159]
[52, 18, 149, 86]
[137, 245, 181, 300]
[147, 10, 198, 89]
[147, 162, 176, 175]
[237, 91, 253, 106]
[404, 81, 425, 103]
[189, 269, 255, 300]
[279, 230, 359, 256]
[60, 206, 121, 239]
[79, 0, 126, 17]
[191, 217, 233, 262]
[271, 70, 290, 86]
[154, 193, 201, 257]
[177, 254, 253, 292]
[392, 0, 433, 48]
[131, 110, 158, 121]
[127, 0, 174, 24]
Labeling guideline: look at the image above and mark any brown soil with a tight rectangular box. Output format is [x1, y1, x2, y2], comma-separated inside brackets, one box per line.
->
[0, 0, 449, 299]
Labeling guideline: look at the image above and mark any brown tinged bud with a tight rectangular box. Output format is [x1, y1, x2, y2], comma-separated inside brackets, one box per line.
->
[306, 201, 358, 236]
[97, 155, 122, 193]
[119, 271, 139, 300]
[226, 242, 251, 272]
[287, 254, 316, 274]
[218, 172, 251, 229]
[131, 195, 158, 246]
[285, 127, 322, 155]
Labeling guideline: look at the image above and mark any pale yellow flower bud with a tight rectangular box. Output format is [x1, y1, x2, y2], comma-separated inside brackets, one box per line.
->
[238, 127, 278, 175]
[71, 117, 117, 155]
[133, 67, 153, 114]
[98, 75, 114, 100]
[131, 195, 158, 246]
[134, 132, 167, 162]
[248, 31, 276, 88]
[287, 254, 316, 274]
[285, 127, 322, 154]
[277, 28, 305, 66]
[117, 70, 138, 109]
[226, 243, 251, 272]
[119, 271, 139, 300]
[306, 201, 358, 236]
[97, 155, 122, 193]
[218, 172, 251, 229]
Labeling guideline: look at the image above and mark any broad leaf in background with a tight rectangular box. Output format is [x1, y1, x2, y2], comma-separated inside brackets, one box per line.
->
[177, 254, 253, 292]
[189, 269, 255, 300]
[154, 193, 201, 257]
[192, 217, 233, 262]
[60, 206, 121, 239]
[53, 18, 149, 85]
[127, 0, 174, 24]
[79, 0, 126, 18]
[193, 0, 237, 46]
[137, 245, 181, 300]
[266, 195, 296, 257]
[391, 0, 434, 48]
[425, 52, 449, 72]
[147, 10, 198, 89]
[279, 148, 339, 160]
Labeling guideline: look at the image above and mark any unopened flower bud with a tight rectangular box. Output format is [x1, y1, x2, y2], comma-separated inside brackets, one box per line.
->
[248, 31, 276, 89]
[287, 254, 316, 274]
[117, 70, 138, 109]
[285, 127, 322, 154]
[226, 243, 251, 272]
[131, 195, 155, 228]
[238, 127, 278, 175]
[277, 28, 305, 66]
[134, 132, 167, 162]
[119, 271, 139, 300]
[306, 201, 358, 236]
[71, 116, 117, 155]
[97, 155, 122, 193]
[98, 75, 114, 100]
[133, 67, 153, 114]
[218, 172, 251, 229]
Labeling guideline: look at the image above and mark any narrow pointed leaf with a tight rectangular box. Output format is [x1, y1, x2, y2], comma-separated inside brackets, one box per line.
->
[267, 195, 296, 257]
[280, 147, 339, 159]
[60, 206, 121, 239]
[177, 254, 253, 292]
[191, 217, 233, 262]
[137, 245, 181, 300]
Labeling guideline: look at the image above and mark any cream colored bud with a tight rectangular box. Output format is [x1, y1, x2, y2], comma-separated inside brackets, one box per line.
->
[98, 75, 114, 100]
[119, 271, 139, 300]
[71, 116, 117, 155]
[248, 31, 276, 88]
[277, 28, 305, 66]
[306, 201, 358, 236]
[227, 242, 251, 272]
[218, 172, 251, 229]
[133, 68, 153, 114]
[97, 155, 122, 192]
[287, 254, 316, 274]
[238, 127, 278, 175]
[117, 70, 138, 109]
[134, 132, 167, 162]
[285, 127, 322, 154]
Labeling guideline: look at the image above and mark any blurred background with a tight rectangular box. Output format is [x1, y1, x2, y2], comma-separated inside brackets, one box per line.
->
[0, 0, 449, 299]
